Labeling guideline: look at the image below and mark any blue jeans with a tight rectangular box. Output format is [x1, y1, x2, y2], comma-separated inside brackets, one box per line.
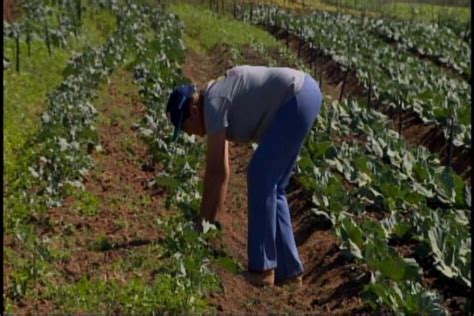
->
[247, 74, 322, 282]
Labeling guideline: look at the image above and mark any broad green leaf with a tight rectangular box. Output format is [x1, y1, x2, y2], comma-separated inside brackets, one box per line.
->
[154, 174, 179, 189]
[215, 257, 243, 274]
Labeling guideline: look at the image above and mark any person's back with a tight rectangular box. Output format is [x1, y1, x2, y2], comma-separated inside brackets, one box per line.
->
[204, 65, 306, 143]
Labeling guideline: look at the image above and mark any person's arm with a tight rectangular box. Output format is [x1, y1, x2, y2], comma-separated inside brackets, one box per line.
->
[200, 130, 229, 222]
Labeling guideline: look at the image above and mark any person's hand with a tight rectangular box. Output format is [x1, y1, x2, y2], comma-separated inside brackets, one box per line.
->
[192, 217, 222, 234]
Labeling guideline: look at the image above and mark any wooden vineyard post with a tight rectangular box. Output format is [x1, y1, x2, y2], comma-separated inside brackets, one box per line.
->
[250, 4, 253, 23]
[339, 70, 348, 102]
[221, 0, 224, 14]
[26, 22, 32, 58]
[76, 0, 82, 22]
[44, 19, 52, 57]
[266, 6, 270, 29]
[73, 8, 79, 38]
[327, 105, 332, 136]
[398, 97, 402, 136]
[367, 73, 372, 109]
[15, 31, 20, 72]
[312, 51, 316, 77]
[464, 20, 470, 42]
[233, 0, 236, 18]
[319, 59, 323, 88]
[447, 117, 454, 168]
[297, 25, 303, 59]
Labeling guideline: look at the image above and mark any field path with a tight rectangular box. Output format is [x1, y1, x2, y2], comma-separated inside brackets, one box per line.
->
[182, 45, 370, 313]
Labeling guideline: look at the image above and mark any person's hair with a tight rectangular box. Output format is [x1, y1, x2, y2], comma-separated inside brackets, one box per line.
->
[182, 86, 205, 121]
[197, 87, 205, 111]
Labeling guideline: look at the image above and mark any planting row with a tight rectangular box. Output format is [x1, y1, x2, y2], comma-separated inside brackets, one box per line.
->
[5, 0, 158, 309]
[292, 94, 470, 314]
[243, 6, 471, 150]
[5, 0, 226, 312]
[130, 7, 228, 312]
[3, 0, 89, 71]
[366, 18, 471, 80]
[238, 7, 471, 308]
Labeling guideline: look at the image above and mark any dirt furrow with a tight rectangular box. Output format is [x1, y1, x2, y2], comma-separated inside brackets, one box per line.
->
[13, 69, 166, 313]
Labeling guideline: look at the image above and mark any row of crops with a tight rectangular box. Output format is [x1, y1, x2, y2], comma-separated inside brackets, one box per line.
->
[129, 7, 227, 311]
[243, 6, 471, 152]
[4, 0, 471, 313]
[239, 5, 471, 314]
[4, 0, 148, 304]
[3, 0, 91, 72]
[5, 0, 152, 225]
[295, 96, 470, 314]
[5, 0, 222, 312]
[366, 18, 471, 80]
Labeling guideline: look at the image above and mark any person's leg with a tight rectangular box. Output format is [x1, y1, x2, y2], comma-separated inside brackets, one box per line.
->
[247, 74, 322, 276]
[274, 75, 322, 282]
[274, 156, 303, 283]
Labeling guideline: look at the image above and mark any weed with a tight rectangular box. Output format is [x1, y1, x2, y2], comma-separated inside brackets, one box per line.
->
[170, 3, 280, 53]
[71, 190, 101, 216]
[89, 235, 114, 252]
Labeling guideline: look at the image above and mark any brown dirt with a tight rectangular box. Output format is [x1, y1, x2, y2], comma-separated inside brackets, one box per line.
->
[3, 0, 13, 23]
[7, 70, 167, 314]
[182, 44, 371, 314]
[267, 26, 471, 183]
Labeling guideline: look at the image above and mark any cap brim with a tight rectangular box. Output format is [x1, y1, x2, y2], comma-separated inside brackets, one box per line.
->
[172, 109, 185, 142]
[172, 126, 181, 142]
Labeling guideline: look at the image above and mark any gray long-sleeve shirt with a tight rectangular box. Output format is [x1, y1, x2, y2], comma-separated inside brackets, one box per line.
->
[204, 65, 305, 143]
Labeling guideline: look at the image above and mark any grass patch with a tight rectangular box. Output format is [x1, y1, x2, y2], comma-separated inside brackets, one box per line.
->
[70, 190, 102, 216]
[52, 273, 213, 313]
[169, 3, 280, 52]
[41, 215, 222, 313]
[3, 6, 117, 311]
[384, 2, 470, 21]
[320, 0, 470, 21]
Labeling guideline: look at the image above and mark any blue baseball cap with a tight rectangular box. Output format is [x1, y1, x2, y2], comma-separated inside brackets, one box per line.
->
[166, 84, 196, 141]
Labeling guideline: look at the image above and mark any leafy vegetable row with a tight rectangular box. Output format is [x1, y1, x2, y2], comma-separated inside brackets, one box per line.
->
[3, 0, 89, 71]
[5, 0, 151, 306]
[243, 6, 471, 149]
[293, 95, 470, 314]
[130, 8, 228, 312]
[366, 18, 471, 80]
[5, 0, 151, 231]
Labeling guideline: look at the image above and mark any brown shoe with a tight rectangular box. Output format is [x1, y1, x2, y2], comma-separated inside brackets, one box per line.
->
[277, 274, 303, 288]
[243, 269, 275, 287]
